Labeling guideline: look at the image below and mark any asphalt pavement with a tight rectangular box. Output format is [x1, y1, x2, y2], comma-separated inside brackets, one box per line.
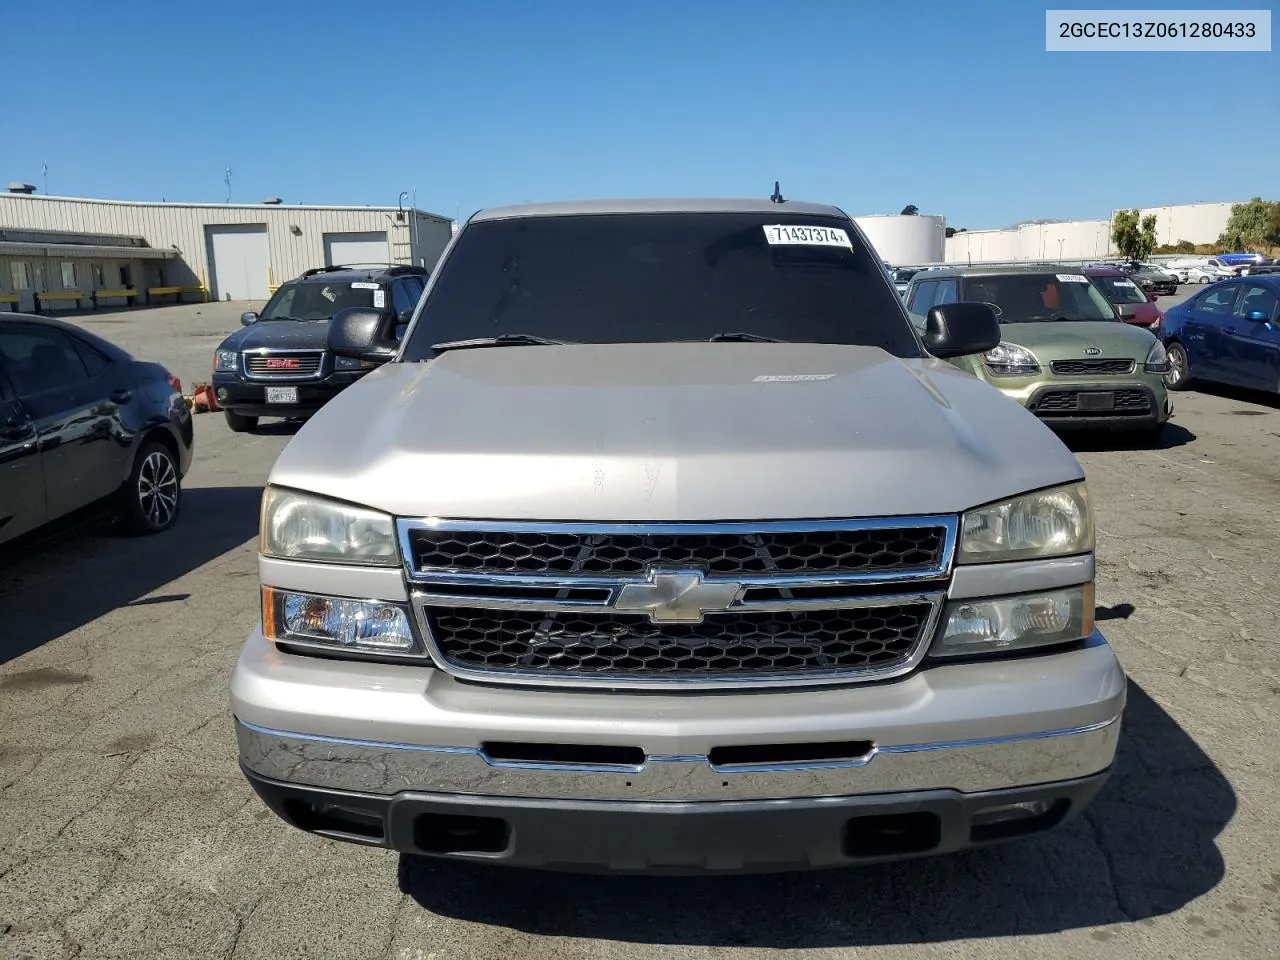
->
[2, 294, 1278, 959]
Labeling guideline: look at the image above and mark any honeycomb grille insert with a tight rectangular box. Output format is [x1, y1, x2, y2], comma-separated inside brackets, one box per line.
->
[1050, 359, 1135, 375]
[1034, 388, 1151, 415]
[425, 604, 933, 680]
[407, 527, 947, 577]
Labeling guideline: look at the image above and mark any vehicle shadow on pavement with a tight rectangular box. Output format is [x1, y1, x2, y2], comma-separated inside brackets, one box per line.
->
[1062, 422, 1196, 453]
[0, 485, 263, 666]
[399, 680, 1233, 946]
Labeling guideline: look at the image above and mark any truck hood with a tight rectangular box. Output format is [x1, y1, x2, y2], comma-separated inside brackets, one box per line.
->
[999, 320, 1157, 359]
[270, 343, 1084, 521]
[221, 320, 331, 352]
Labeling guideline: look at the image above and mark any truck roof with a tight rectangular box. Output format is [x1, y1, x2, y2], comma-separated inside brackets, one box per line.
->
[471, 198, 849, 222]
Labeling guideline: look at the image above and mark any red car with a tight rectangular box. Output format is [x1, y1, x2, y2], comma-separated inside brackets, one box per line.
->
[1083, 266, 1163, 330]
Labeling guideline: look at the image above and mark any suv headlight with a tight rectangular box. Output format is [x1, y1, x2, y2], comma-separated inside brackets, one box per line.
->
[214, 350, 238, 372]
[931, 584, 1094, 659]
[981, 342, 1039, 376]
[958, 483, 1093, 564]
[262, 587, 419, 655]
[1144, 339, 1170, 374]
[260, 486, 399, 566]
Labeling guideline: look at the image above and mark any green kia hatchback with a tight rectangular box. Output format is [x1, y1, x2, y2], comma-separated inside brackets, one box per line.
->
[905, 265, 1172, 437]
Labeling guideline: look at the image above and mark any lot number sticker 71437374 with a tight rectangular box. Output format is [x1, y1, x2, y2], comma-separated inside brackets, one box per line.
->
[763, 224, 853, 250]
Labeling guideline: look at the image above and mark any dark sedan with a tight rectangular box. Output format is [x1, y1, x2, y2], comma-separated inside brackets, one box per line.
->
[1122, 262, 1179, 296]
[0, 312, 193, 545]
[1160, 275, 1280, 393]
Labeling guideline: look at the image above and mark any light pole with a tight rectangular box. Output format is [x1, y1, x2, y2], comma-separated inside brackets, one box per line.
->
[1058, 237, 1065, 261]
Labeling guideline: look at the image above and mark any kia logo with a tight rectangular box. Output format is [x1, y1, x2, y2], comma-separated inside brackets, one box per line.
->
[265, 358, 301, 369]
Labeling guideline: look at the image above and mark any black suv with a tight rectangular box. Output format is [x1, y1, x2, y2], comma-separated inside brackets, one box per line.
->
[212, 264, 428, 432]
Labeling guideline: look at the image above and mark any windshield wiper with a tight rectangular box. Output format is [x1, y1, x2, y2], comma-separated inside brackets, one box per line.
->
[706, 332, 787, 343]
[430, 333, 567, 351]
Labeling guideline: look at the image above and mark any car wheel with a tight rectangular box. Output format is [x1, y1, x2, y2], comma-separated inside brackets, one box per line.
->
[1164, 342, 1193, 391]
[117, 441, 182, 535]
[1199, 276, 1210, 284]
[224, 409, 258, 433]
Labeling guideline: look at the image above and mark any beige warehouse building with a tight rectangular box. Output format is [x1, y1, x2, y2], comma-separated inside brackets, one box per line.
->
[0, 186, 454, 311]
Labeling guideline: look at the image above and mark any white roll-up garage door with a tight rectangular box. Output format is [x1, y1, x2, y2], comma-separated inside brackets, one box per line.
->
[206, 224, 270, 301]
[323, 232, 389, 267]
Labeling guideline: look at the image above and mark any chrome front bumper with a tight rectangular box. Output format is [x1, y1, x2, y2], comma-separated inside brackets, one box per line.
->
[232, 628, 1126, 803]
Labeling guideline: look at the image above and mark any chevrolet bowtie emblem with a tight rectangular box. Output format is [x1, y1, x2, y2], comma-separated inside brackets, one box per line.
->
[613, 569, 742, 623]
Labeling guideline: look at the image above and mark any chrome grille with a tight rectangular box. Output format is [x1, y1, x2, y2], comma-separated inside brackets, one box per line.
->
[426, 603, 934, 680]
[244, 351, 325, 378]
[399, 517, 957, 689]
[405, 524, 948, 577]
[1050, 359, 1136, 375]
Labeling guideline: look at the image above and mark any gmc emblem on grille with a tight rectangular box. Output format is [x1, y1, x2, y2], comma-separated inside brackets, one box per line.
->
[265, 357, 302, 369]
[613, 569, 741, 623]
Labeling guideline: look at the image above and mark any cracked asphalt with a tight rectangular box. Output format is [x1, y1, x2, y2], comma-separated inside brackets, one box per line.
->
[2, 297, 1279, 959]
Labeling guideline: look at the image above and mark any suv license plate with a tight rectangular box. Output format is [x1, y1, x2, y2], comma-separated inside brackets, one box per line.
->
[266, 387, 298, 404]
[1078, 392, 1115, 411]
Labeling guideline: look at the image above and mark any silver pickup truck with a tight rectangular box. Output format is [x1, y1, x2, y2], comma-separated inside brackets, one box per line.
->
[231, 198, 1125, 874]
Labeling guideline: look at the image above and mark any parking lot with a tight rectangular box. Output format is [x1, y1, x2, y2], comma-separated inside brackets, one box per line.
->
[2, 293, 1279, 960]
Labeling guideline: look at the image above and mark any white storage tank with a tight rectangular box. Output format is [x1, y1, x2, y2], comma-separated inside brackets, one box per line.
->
[853, 214, 946, 266]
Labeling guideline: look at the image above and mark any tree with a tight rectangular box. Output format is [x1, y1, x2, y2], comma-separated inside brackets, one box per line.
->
[1112, 209, 1157, 261]
[900, 204, 919, 216]
[944, 226, 968, 239]
[1218, 197, 1280, 250]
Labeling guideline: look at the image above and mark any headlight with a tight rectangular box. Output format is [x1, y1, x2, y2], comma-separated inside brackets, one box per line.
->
[260, 486, 399, 566]
[1144, 339, 1170, 374]
[334, 355, 377, 371]
[262, 587, 419, 654]
[981, 342, 1039, 376]
[214, 350, 238, 372]
[931, 584, 1094, 659]
[959, 483, 1093, 564]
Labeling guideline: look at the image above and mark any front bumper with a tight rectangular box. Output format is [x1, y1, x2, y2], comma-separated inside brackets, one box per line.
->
[212, 372, 366, 418]
[1021, 382, 1171, 431]
[241, 765, 1110, 873]
[232, 628, 1125, 869]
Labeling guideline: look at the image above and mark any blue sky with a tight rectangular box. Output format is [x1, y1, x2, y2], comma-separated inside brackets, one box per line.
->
[7, 0, 1276, 229]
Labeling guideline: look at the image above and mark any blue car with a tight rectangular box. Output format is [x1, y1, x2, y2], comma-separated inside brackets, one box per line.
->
[1161, 275, 1280, 394]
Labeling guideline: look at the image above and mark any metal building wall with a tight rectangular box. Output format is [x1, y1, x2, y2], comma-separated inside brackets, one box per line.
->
[852, 215, 946, 265]
[945, 201, 1249, 264]
[1132, 202, 1235, 248]
[0, 194, 455, 299]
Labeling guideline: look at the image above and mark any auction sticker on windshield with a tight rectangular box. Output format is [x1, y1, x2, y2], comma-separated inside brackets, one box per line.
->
[763, 225, 853, 250]
[1057, 274, 1090, 283]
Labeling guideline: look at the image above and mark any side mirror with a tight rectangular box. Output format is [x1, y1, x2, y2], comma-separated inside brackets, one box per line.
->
[394, 322, 410, 341]
[1116, 303, 1136, 318]
[1247, 310, 1271, 322]
[1147, 292, 1159, 302]
[240, 311, 258, 326]
[328, 307, 399, 361]
[922, 302, 1000, 359]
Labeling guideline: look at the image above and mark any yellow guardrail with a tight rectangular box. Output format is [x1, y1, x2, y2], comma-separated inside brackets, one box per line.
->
[0, 293, 20, 304]
[148, 286, 209, 302]
[94, 288, 137, 299]
[36, 291, 88, 302]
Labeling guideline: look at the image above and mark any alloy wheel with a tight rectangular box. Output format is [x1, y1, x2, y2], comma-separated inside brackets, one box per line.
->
[137, 451, 179, 528]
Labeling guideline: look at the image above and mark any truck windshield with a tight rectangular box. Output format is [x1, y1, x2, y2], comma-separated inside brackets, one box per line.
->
[260, 281, 377, 322]
[400, 212, 920, 359]
[960, 273, 1118, 323]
